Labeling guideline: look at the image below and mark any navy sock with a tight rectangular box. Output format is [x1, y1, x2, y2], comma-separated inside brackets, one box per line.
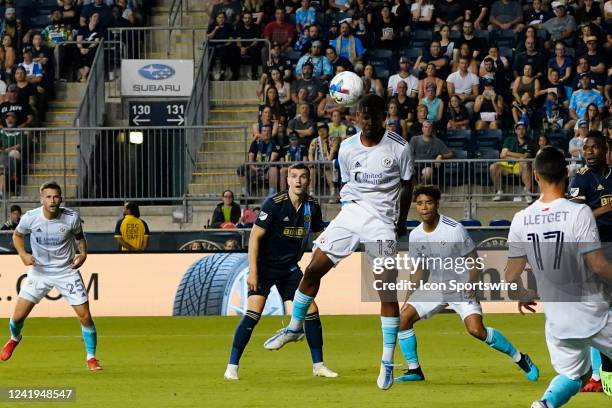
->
[229, 310, 261, 365]
[305, 312, 323, 364]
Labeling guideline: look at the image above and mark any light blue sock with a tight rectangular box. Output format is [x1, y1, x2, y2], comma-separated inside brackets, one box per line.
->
[485, 327, 520, 361]
[9, 319, 23, 341]
[541, 374, 581, 408]
[288, 290, 313, 332]
[81, 324, 97, 359]
[398, 329, 419, 369]
[591, 347, 602, 381]
[381, 316, 400, 362]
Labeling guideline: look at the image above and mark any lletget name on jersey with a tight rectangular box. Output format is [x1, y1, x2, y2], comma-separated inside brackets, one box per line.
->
[522, 211, 569, 225]
[373, 279, 518, 292]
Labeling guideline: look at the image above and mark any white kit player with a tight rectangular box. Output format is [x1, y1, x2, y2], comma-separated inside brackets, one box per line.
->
[264, 94, 414, 390]
[395, 185, 539, 383]
[1, 182, 102, 371]
[505, 147, 612, 408]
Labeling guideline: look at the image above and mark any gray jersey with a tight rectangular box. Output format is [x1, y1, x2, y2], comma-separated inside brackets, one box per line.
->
[16, 207, 84, 274]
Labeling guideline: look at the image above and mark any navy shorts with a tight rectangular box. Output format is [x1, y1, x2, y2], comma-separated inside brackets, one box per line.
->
[248, 264, 303, 302]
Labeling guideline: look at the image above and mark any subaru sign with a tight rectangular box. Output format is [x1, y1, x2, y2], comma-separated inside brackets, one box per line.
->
[122, 59, 193, 97]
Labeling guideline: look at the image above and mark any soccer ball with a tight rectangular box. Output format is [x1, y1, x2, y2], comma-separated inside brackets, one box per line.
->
[329, 71, 363, 107]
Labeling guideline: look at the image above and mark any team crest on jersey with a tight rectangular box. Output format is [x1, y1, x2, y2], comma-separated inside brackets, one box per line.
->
[304, 214, 311, 222]
[258, 211, 268, 221]
[59, 226, 67, 233]
[381, 156, 393, 168]
[569, 188, 580, 197]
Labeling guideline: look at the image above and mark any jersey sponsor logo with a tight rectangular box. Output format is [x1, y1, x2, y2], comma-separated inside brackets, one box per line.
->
[258, 211, 268, 221]
[602, 195, 612, 206]
[282, 227, 306, 237]
[354, 171, 394, 185]
[381, 156, 393, 168]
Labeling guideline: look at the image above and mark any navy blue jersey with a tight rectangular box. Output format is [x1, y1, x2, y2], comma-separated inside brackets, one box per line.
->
[254, 191, 325, 268]
[568, 166, 612, 242]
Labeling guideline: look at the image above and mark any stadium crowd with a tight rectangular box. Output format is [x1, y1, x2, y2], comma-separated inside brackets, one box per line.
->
[205, 0, 612, 202]
[0, 0, 151, 195]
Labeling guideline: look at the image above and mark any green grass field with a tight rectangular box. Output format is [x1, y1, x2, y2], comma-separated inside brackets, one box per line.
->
[0, 314, 603, 407]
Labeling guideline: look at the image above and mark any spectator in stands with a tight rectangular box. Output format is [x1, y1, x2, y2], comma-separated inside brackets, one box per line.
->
[512, 63, 542, 103]
[537, 134, 550, 153]
[415, 41, 450, 80]
[31, 33, 53, 82]
[490, 121, 534, 203]
[317, 91, 346, 121]
[410, 103, 430, 136]
[211, 189, 241, 228]
[394, 80, 415, 122]
[543, 1, 576, 45]
[1, 204, 21, 230]
[19, 47, 44, 88]
[547, 41, 572, 85]
[411, 0, 435, 30]
[488, 0, 523, 31]
[458, 20, 486, 61]
[114, 0, 136, 25]
[479, 54, 508, 93]
[361, 64, 384, 97]
[513, 36, 546, 78]
[242, 0, 265, 25]
[542, 85, 567, 129]
[265, 68, 291, 107]
[295, 41, 333, 81]
[329, 0, 351, 14]
[238, 204, 260, 226]
[0, 34, 16, 78]
[386, 99, 408, 138]
[252, 105, 278, 141]
[567, 72, 605, 128]
[418, 63, 444, 100]
[235, 11, 261, 80]
[212, 0, 242, 25]
[77, 12, 104, 82]
[14, 67, 37, 110]
[0, 8, 19, 50]
[516, 25, 545, 53]
[388, 56, 418, 98]
[261, 86, 286, 122]
[308, 122, 339, 200]
[585, 102, 603, 132]
[264, 42, 292, 82]
[224, 239, 240, 250]
[325, 45, 353, 73]
[328, 110, 348, 140]
[568, 119, 588, 176]
[447, 56, 480, 113]
[263, 8, 295, 53]
[57, 0, 80, 30]
[189, 241, 204, 251]
[434, 0, 465, 31]
[237, 125, 281, 197]
[43, 10, 72, 45]
[420, 82, 444, 124]
[290, 61, 324, 105]
[583, 36, 607, 87]
[518, 0, 550, 32]
[410, 120, 453, 184]
[330, 20, 365, 68]
[446, 94, 470, 129]
[575, 0, 602, 27]
[0, 113, 23, 190]
[512, 91, 535, 127]
[373, 3, 401, 50]
[296, 0, 316, 32]
[436, 24, 455, 58]
[451, 43, 479, 74]
[288, 102, 316, 149]
[80, 0, 111, 28]
[207, 12, 239, 81]
[114, 202, 150, 251]
[474, 78, 504, 129]
[279, 132, 305, 189]
[0, 85, 34, 128]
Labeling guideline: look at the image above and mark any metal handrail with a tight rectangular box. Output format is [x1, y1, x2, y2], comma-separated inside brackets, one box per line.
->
[168, 0, 184, 28]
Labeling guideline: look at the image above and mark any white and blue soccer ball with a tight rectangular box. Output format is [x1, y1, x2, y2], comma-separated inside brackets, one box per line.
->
[329, 71, 363, 107]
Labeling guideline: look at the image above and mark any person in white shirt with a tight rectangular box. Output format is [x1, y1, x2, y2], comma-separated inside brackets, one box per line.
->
[446, 56, 480, 113]
[263, 94, 414, 390]
[394, 185, 539, 383]
[387, 56, 419, 97]
[0, 182, 102, 371]
[505, 146, 612, 408]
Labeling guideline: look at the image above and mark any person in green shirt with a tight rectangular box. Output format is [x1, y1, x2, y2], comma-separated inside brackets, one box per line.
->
[489, 121, 536, 203]
[210, 190, 242, 228]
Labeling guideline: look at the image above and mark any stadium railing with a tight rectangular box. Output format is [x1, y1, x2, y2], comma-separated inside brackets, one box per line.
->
[168, 0, 186, 28]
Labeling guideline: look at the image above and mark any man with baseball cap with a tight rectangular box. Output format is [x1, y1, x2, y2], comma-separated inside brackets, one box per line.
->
[387, 56, 418, 97]
[295, 40, 333, 81]
[543, 0, 576, 43]
[0, 85, 34, 128]
[567, 72, 605, 129]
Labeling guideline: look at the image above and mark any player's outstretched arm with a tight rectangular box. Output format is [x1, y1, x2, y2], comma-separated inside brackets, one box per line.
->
[12, 231, 35, 266]
[247, 225, 266, 291]
[396, 179, 413, 238]
[504, 257, 537, 314]
[584, 249, 612, 281]
[72, 238, 88, 269]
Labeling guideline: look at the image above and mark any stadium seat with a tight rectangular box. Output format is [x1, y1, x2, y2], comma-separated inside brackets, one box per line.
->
[371, 49, 393, 60]
[547, 129, 571, 152]
[499, 46, 514, 62]
[493, 29, 516, 48]
[406, 219, 420, 228]
[408, 30, 433, 48]
[489, 219, 511, 226]
[474, 29, 490, 42]
[445, 129, 472, 150]
[475, 129, 503, 150]
[400, 48, 423, 61]
[536, 28, 548, 39]
[473, 149, 499, 185]
[460, 219, 482, 227]
[444, 149, 469, 186]
[449, 31, 461, 42]
[283, 49, 302, 64]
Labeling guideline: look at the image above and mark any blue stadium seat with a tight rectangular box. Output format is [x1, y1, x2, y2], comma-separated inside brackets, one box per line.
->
[371, 49, 393, 59]
[499, 46, 514, 62]
[408, 30, 433, 48]
[444, 149, 469, 186]
[401, 48, 423, 61]
[445, 129, 472, 150]
[493, 29, 516, 48]
[536, 28, 548, 39]
[489, 219, 511, 226]
[475, 129, 503, 150]
[406, 219, 420, 228]
[283, 49, 302, 64]
[547, 129, 571, 153]
[474, 29, 490, 42]
[377, 68, 390, 80]
[473, 149, 499, 186]
[460, 219, 482, 227]
[449, 31, 461, 42]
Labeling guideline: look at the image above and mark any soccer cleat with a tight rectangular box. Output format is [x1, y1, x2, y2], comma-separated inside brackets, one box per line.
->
[1, 338, 20, 361]
[224, 364, 239, 380]
[530, 401, 549, 408]
[86, 358, 102, 371]
[601, 370, 612, 396]
[263, 328, 304, 350]
[517, 353, 539, 381]
[377, 360, 394, 390]
[580, 378, 602, 392]
[313, 364, 339, 378]
[395, 366, 425, 382]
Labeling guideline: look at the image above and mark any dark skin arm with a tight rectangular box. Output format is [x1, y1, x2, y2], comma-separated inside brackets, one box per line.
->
[396, 179, 413, 238]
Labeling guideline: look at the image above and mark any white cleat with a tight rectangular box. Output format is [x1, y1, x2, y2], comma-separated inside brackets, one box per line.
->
[530, 401, 547, 408]
[313, 364, 339, 378]
[224, 364, 239, 380]
[263, 328, 304, 350]
[377, 360, 394, 390]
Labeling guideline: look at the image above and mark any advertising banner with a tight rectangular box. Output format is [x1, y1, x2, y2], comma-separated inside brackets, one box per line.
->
[121, 59, 193, 97]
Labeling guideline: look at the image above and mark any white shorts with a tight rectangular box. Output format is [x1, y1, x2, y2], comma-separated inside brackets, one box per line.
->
[545, 309, 612, 380]
[408, 289, 483, 321]
[19, 269, 88, 306]
[314, 202, 396, 265]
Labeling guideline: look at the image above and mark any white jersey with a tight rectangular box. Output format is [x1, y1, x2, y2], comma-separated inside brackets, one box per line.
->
[409, 215, 476, 283]
[338, 130, 414, 225]
[508, 198, 608, 339]
[16, 207, 84, 275]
